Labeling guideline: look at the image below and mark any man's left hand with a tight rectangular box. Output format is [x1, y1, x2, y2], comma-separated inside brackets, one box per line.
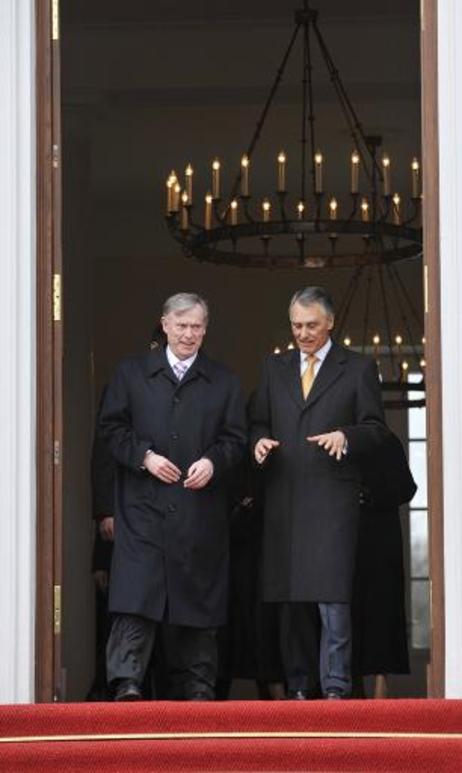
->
[184, 458, 214, 489]
[307, 430, 346, 461]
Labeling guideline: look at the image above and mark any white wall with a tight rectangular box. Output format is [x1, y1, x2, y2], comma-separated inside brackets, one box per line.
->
[437, 0, 462, 697]
[0, 0, 36, 702]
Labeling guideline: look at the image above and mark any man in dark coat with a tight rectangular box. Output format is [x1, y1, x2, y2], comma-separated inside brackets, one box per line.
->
[251, 286, 386, 699]
[99, 292, 247, 701]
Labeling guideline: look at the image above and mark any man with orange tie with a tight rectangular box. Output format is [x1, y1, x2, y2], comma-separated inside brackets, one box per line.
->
[251, 286, 386, 699]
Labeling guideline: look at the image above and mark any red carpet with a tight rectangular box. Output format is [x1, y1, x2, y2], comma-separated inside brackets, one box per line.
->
[1, 699, 462, 772]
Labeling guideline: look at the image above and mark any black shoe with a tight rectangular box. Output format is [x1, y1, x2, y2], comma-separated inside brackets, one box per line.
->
[114, 679, 142, 702]
[326, 690, 347, 700]
[287, 689, 308, 700]
[189, 691, 213, 701]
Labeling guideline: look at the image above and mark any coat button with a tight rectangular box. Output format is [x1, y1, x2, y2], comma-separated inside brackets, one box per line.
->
[171, 432, 179, 440]
[173, 397, 180, 404]
[168, 504, 176, 513]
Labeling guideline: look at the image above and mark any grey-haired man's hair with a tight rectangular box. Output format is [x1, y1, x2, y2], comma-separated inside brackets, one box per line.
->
[289, 286, 334, 318]
[162, 292, 209, 320]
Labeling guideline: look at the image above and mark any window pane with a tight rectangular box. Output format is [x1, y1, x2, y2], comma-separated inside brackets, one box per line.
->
[410, 509, 428, 577]
[408, 405, 426, 439]
[408, 372, 426, 439]
[409, 441, 427, 508]
[411, 579, 430, 649]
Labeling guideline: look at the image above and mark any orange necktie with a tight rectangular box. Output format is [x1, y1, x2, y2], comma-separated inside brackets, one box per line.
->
[301, 354, 318, 399]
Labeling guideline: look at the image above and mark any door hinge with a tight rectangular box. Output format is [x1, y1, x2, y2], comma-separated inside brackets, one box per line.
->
[52, 144, 59, 169]
[53, 273, 61, 321]
[52, 0, 60, 41]
[53, 440, 60, 466]
[54, 585, 62, 634]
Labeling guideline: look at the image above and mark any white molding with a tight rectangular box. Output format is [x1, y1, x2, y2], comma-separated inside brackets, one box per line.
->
[0, 0, 36, 703]
[437, 0, 462, 697]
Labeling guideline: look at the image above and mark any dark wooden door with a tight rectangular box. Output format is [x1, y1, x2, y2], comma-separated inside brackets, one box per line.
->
[36, 0, 64, 702]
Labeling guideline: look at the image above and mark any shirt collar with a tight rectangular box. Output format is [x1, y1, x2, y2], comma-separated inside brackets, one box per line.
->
[299, 337, 332, 365]
[166, 345, 198, 372]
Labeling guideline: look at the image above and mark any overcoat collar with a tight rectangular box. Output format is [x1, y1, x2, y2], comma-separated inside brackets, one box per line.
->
[282, 342, 347, 411]
[144, 345, 213, 384]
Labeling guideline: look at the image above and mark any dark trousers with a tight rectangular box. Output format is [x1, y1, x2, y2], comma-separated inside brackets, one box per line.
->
[281, 602, 352, 698]
[106, 613, 217, 700]
[319, 603, 352, 697]
[280, 602, 321, 697]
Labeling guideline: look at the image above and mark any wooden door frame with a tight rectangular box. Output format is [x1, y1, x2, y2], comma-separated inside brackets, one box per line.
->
[421, 0, 445, 698]
[34, 0, 445, 700]
[36, 0, 63, 702]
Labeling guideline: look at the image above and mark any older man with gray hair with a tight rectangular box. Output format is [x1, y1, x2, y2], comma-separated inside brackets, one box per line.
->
[100, 292, 246, 701]
[251, 286, 386, 700]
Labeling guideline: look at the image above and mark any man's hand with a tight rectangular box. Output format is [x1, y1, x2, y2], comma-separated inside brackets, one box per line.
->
[254, 438, 280, 465]
[184, 458, 214, 490]
[93, 570, 109, 593]
[144, 451, 182, 483]
[307, 430, 346, 461]
[99, 516, 114, 542]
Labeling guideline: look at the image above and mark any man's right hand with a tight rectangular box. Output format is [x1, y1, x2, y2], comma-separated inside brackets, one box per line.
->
[254, 438, 280, 465]
[144, 451, 182, 483]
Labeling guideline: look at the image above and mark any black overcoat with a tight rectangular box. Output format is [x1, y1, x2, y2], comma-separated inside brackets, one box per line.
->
[99, 346, 247, 627]
[250, 342, 386, 603]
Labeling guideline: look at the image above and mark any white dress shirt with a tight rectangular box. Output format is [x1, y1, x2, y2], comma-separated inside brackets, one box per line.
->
[300, 337, 332, 376]
[166, 345, 198, 376]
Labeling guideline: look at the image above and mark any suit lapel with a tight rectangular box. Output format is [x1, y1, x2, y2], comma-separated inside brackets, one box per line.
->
[305, 342, 346, 409]
[279, 350, 306, 411]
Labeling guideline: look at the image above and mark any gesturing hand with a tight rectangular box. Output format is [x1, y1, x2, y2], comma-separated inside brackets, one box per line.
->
[184, 458, 214, 490]
[307, 430, 346, 461]
[144, 451, 182, 484]
[254, 437, 280, 465]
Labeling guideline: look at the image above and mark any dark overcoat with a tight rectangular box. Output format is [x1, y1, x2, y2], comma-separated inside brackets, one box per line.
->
[99, 346, 247, 627]
[250, 342, 386, 603]
[352, 431, 416, 675]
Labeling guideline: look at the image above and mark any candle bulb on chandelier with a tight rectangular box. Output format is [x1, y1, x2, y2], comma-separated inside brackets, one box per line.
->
[204, 193, 213, 230]
[361, 198, 369, 222]
[212, 158, 221, 199]
[392, 193, 401, 225]
[314, 152, 323, 193]
[180, 192, 189, 231]
[230, 199, 238, 225]
[166, 175, 174, 213]
[297, 201, 305, 220]
[166, 171, 177, 212]
[241, 155, 250, 196]
[351, 150, 360, 194]
[172, 182, 181, 212]
[382, 155, 391, 196]
[411, 158, 420, 198]
[277, 151, 286, 192]
[329, 197, 338, 220]
[185, 164, 193, 205]
[262, 199, 271, 223]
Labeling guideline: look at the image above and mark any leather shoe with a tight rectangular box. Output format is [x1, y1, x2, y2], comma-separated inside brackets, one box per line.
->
[114, 679, 142, 702]
[189, 691, 212, 701]
[287, 689, 308, 700]
[326, 690, 345, 700]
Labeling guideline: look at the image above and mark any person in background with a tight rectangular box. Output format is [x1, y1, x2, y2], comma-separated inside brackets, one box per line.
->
[352, 430, 416, 698]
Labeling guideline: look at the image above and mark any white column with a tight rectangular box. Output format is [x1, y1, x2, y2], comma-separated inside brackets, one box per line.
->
[0, 0, 36, 702]
[437, 0, 462, 697]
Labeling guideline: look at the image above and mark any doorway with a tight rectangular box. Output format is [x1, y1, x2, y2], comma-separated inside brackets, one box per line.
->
[37, 0, 441, 700]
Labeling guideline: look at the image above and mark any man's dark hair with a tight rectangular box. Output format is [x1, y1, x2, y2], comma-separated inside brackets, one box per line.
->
[288, 286, 335, 318]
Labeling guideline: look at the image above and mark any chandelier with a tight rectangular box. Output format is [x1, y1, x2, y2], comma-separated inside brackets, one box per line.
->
[164, 1, 424, 408]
